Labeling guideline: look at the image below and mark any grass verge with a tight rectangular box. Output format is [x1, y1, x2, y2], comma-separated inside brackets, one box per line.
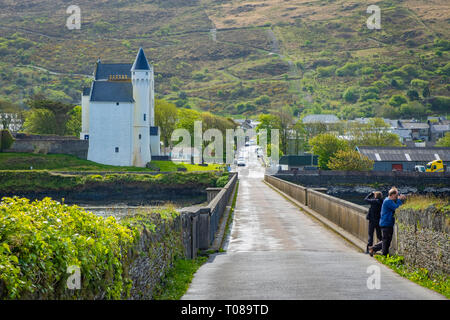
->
[0, 153, 223, 172]
[375, 254, 450, 299]
[152, 256, 208, 300]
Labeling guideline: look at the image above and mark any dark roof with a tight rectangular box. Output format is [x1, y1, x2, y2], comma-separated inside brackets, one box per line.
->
[399, 122, 429, 130]
[90, 81, 134, 102]
[131, 48, 150, 71]
[82, 87, 91, 96]
[279, 155, 318, 166]
[357, 146, 450, 162]
[95, 63, 132, 80]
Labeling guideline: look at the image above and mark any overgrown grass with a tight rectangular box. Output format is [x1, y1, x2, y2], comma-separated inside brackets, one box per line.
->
[0, 153, 222, 172]
[152, 256, 208, 300]
[401, 195, 450, 213]
[375, 254, 450, 299]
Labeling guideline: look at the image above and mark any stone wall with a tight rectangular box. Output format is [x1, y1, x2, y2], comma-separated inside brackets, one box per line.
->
[6, 133, 88, 159]
[126, 212, 186, 300]
[396, 206, 450, 275]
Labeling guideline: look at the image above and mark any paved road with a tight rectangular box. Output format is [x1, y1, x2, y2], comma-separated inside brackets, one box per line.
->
[183, 145, 445, 300]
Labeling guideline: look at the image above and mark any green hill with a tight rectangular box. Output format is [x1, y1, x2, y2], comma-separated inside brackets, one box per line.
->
[0, 0, 448, 119]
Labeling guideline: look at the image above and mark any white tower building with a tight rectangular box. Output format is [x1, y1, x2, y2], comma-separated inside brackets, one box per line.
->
[82, 48, 160, 167]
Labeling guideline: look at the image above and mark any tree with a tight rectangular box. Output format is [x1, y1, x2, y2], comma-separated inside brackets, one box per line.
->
[328, 150, 374, 171]
[422, 86, 431, 98]
[406, 89, 419, 101]
[435, 132, 450, 147]
[65, 106, 81, 137]
[274, 106, 293, 155]
[155, 99, 178, 154]
[256, 114, 282, 156]
[347, 118, 403, 148]
[309, 133, 349, 169]
[0, 129, 15, 152]
[23, 95, 75, 136]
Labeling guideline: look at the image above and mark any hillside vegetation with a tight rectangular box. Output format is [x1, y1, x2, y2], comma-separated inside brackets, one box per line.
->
[0, 0, 448, 119]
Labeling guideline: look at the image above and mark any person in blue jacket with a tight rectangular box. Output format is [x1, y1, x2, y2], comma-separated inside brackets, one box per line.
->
[369, 187, 406, 256]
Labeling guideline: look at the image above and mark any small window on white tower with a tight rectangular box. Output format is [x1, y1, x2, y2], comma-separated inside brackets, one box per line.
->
[144, 114, 146, 121]
[115, 147, 119, 153]
[139, 134, 142, 140]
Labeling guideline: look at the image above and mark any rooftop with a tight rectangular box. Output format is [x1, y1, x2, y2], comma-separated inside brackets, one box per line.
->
[90, 81, 134, 103]
[302, 114, 339, 124]
[357, 146, 450, 162]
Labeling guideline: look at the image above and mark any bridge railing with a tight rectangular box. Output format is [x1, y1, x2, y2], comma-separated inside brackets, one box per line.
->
[180, 172, 238, 258]
[264, 174, 398, 252]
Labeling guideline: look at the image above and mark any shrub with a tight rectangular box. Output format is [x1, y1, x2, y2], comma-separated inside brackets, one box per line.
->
[429, 96, 450, 112]
[0, 197, 136, 299]
[317, 65, 336, 77]
[215, 175, 229, 188]
[343, 86, 360, 103]
[406, 89, 420, 101]
[359, 92, 379, 102]
[255, 95, 270, 105]
[335, 62, 361, 77]
[410, 79, 429, 89]
[389, 95, 407, 107]
[0, 130, 15, 151]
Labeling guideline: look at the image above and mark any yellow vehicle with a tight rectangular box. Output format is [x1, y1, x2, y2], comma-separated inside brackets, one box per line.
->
[426, 160, 446, 173]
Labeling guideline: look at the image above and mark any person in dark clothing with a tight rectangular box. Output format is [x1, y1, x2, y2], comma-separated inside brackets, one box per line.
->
[364, 191, 383, 254]
[369, 187, 406, 256]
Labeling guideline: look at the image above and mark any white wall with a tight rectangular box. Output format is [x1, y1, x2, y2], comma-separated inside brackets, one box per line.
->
[87, 101, 134, 166]
[80, 94, 90, 139]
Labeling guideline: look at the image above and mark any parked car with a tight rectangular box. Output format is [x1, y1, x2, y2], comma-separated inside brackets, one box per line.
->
[414, 165, 426, 172]
[237, 157, 246, 166]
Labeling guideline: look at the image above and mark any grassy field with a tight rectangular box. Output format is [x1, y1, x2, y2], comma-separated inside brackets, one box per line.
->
[0, 0, 448, 119]
[0, 153, 224, 172]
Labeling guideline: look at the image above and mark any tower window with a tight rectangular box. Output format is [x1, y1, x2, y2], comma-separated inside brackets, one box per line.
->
[115, 147, 119, 153]
[144, 114, 146, 121]
[116, 102, 119, 106]
[139, 134, 142, 140]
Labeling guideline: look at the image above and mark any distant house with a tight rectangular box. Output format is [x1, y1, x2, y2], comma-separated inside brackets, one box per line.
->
[397, 120, 429, 141]
[279, 154, 318, 171]
[428, 118, 450, 141]
[302, 114, 339, 124]
[356, 146, 450, 172]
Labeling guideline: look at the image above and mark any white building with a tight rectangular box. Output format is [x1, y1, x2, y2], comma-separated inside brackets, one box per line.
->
[80, 48, 161, 167]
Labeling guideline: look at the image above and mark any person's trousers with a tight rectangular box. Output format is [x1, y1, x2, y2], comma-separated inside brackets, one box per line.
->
[372, 227, 394, 256]
[367, 220, 382, 248]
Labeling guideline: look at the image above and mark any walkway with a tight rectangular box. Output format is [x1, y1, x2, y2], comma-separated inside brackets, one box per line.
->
[182, 145, 445, 300]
